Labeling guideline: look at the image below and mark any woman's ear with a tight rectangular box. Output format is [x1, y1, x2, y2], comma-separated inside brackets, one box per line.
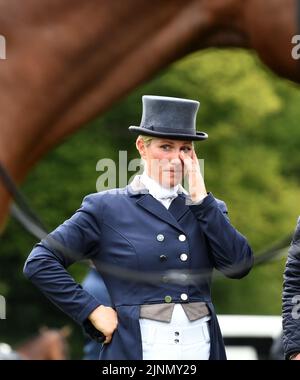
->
[136, 137, 147, 159]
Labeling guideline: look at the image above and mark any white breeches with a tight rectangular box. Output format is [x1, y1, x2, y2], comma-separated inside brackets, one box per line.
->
[139, 304, 211, 360]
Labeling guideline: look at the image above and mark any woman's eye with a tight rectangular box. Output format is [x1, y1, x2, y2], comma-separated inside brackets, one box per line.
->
[181, 147, 191, 153]
[160, 145, 191, 152]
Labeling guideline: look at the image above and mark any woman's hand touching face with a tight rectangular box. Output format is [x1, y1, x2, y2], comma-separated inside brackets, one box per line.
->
[179, 147, 207, 203]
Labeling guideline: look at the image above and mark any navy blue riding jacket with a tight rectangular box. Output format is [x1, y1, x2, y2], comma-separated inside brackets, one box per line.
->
[23, 180, 253, 360]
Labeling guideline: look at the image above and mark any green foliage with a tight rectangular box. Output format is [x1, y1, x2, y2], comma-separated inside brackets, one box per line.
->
[1, 48, 300, 357]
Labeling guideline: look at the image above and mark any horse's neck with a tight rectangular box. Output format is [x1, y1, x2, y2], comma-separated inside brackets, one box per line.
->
[0, 0, 297, 231]
[16, 335, 50, 360]
[0, 0, 238, 172]
[0, 0, 216, 229]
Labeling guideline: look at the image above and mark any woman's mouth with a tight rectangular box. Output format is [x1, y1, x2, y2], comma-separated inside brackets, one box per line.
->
[163, 168, 182, 173]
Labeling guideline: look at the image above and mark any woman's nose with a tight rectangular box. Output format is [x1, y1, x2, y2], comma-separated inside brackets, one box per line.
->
[170, 156, 182, 168]
[170, 149, 181, 160]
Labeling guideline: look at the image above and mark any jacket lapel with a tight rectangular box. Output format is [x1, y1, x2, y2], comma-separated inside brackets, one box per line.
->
[128, 175, 190, 232]
[168, 194, 190, 222]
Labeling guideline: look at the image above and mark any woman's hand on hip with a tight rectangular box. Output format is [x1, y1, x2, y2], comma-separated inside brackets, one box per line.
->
[88, 305, 118, 344]
[179, 148, 207, 203]
[290, 353, 300, 360]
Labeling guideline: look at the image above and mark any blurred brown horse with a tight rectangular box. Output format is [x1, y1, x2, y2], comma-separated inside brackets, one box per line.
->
[15, 326, 71, 360]
[0, 0, 299, 230]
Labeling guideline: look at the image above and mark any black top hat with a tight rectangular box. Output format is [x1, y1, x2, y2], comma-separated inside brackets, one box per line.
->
[128, 95, 208, 141]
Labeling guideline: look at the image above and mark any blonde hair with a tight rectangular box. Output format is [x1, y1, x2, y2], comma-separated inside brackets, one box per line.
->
[137, 134, 195, 147]
[138, 135, 154, 147]
[136, 135, 155, 170]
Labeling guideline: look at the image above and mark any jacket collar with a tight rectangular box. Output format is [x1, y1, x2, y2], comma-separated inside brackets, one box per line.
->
[126, 175, 190, 232]
[140, 171, 179, 200]
[127, 174, 189, 197]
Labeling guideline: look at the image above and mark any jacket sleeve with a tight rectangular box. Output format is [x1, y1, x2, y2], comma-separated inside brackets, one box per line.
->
[189, 192, 254, 279]
[282, 217, 300, 359]
[23, 194, 102, 326]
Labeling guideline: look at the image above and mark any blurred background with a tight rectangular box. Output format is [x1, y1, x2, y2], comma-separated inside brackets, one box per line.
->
[1, 48, 300, 359]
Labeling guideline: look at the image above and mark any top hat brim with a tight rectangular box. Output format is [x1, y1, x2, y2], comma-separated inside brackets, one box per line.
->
[128, 126, 208, 141]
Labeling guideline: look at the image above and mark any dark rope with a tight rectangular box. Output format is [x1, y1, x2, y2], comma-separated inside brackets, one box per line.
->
[0, 160, 291, 287]
[0, 163, 47, 231]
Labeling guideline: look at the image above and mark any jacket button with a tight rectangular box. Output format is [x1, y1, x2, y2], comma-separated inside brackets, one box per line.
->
[157, 234, 165, 242]
[164, 295, 172, 303]
[159, 254, 167, 261]
[180, 253, 188, 262]
[178, 234, 186, 242]
[180, 293, 188, 301]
